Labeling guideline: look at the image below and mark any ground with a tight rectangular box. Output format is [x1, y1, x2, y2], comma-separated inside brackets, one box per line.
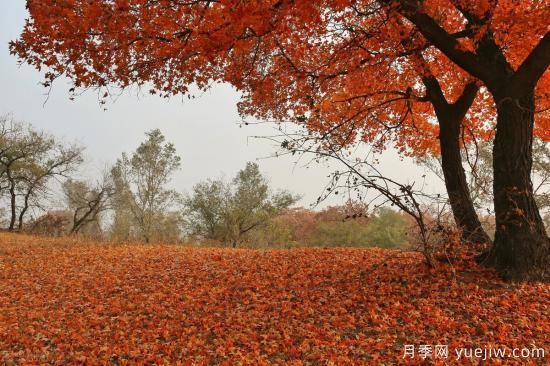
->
[0, 233, 548, 365]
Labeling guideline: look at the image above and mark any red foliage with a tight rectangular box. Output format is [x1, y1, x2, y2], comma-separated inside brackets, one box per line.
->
[0, 233, 547, 365]
[10, 1, 550, 156]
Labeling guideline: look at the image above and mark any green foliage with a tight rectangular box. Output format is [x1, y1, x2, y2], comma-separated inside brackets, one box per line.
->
[306, 208, 407, 248]
[361, 207, 409, 249]
[110, 129, 182, 242]
[184, 179, 228, 240]
[310, 220, 373, 247]
[184, 162, 299, 247]
[244, 216, 294, 248]
[247, 204, 409, 249]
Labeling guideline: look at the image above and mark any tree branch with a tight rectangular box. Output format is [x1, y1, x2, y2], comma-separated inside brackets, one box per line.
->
[391, 0, 494, 85]
[511, 32, 550, 96]
[453, 81, 479, 119]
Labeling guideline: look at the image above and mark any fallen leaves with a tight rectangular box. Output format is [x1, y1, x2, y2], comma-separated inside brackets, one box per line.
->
[0, 233, 548, 365]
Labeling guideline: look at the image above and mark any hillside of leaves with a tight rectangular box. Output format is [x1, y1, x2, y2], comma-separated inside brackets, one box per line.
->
[0, 233, 548, 365]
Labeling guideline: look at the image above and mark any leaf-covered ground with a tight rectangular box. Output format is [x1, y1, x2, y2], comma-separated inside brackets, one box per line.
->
[0, 234, 548, 365]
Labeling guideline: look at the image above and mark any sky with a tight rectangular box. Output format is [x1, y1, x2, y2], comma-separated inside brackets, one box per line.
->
[0, 2, 441, 210]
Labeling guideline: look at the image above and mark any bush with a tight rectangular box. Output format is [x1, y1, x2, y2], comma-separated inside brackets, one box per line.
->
[362, 208, 409, 249]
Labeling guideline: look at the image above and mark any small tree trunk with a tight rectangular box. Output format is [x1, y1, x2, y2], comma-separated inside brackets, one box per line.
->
[439, 118, 491, 245]
[8, 174, 17, 232]
[488, 92, 550, 281]
[17, 193, 30, 231]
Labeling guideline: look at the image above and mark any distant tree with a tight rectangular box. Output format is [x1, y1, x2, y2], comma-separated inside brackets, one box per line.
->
[315, 201, 371, 223]
[224, 162, 299, 247]
[532, 140, 550, 215]
[111, 129, 181, 243]
[246, 203, 408, 249]
[184, 162, 299, 247]
[27, 210, 71, 237]
[311, 220, 373, 248]
[63, 173, 114, 235]
[276, 208, 318, 246]
[245, 216, 294, 249]
[109, 163, 135, 241]
[151, 211, 185, 244]
[183, 178, 229, 241]
[362, 208, 409, 249]
[0, 116, 83, 231]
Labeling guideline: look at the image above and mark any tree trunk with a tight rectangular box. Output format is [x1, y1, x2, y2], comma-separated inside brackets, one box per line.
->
[439, 119, 491, 245]
[17, 192, 31, 231]
[424, 77, 491, 245]
[7, 173, 17, 232]
[487, 92, 550, 281]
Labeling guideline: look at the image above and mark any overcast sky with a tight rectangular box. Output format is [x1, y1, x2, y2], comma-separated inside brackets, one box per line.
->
[0, 2, 441, 209]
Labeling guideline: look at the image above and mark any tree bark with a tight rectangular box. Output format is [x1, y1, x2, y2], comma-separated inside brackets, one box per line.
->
[439, 118, 491, 245]
[486, 92, 550, 281]
[423, 77, 491, 245]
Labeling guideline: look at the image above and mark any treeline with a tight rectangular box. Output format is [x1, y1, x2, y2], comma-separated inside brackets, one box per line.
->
[4, 115, 550, 250]
[246, 205, 410, 249]
[0, 115, 409, 248]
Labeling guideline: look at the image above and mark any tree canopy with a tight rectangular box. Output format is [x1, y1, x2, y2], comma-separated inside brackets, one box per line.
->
[184, 162, 299, 247]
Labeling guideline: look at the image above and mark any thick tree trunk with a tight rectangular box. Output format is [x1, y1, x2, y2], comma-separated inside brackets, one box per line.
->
[487, 92, 550, 281]
[439, 119, 491, 245]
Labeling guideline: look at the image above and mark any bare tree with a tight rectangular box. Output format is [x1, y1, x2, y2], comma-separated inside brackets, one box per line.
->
[63, 172, 114, 235]
[0, 115, 83, 231]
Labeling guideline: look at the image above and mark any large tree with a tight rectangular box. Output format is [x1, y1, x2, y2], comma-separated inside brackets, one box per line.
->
[11, 1, 549, 279]
[398, 1, 550, 281]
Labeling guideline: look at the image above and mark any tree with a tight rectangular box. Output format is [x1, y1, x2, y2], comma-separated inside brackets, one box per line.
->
[27, 210, 71, 237]
[184, 162, 299, 247]
[311, 207, 408, 249]
[0, 116, 83, 231]
[109, 161, 135, 242]
[184, 178, 230, 242]
[111, 129, 181, 243]
[378, 0, 550, 281]
[11, 1, 549, 279]
[63, 173, 114, 235]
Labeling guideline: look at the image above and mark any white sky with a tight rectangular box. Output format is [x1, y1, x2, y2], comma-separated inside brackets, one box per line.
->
[0, 2, 443, 209]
